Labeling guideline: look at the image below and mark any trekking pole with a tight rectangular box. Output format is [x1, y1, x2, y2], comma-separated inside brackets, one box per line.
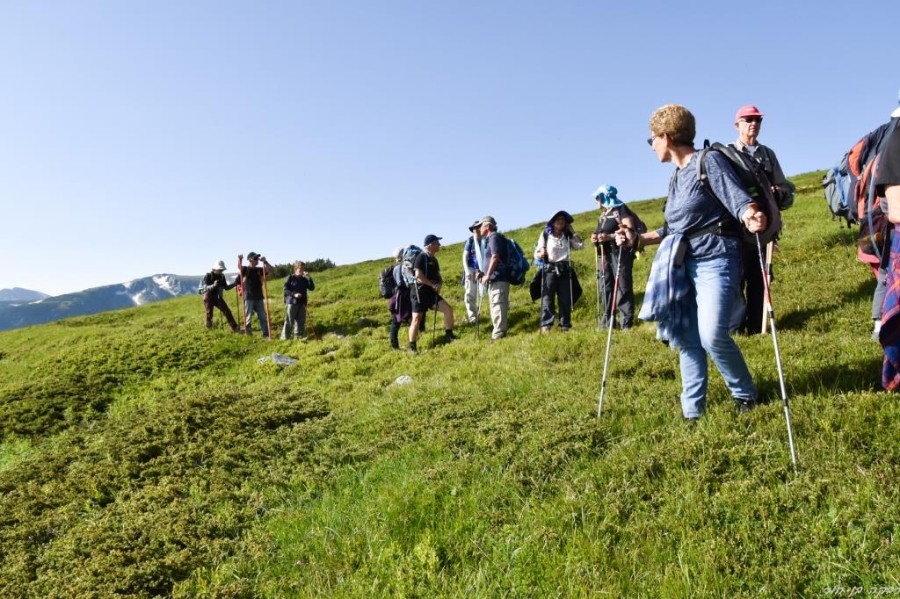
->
[236, 258, 248, 334]
[473, 280, 480, 339]
[432, 300, 438, 346]
[475, 283, 485, 339]
[233, 284, 241, 330]
[599, 242, 610, 329]
[756, 233, 799, 473]
[539, 260, 546, 328]
[761, 241, 774, 334]
[597, 245, 623, 417]
[568, 250, 575, 327]
[594, 243, 603, 331]
[262, 263, 272, 339]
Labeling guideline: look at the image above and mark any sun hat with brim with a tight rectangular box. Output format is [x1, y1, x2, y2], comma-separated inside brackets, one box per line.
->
[212, 260, 226, 271]
[734, 105, 764, 122]
[468, 219, 482, 232]
[547, 210, 574, 227]
[594, 184, 623, 208]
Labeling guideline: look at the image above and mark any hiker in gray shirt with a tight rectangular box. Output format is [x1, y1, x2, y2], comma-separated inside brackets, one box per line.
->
[732, 104, 795, 335]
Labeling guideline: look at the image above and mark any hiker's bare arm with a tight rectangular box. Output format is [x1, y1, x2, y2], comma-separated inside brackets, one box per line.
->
[637, 230, 662, 247]
[887, 185, 900, 225]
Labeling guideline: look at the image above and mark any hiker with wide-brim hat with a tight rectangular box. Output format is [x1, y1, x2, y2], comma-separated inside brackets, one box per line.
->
[199, 260, 240, 332]
[591, 185, 637, 330]
[533, 210, 584, 332]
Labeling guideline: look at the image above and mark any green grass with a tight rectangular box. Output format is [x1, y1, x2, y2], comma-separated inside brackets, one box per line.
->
[0, 171, 898, 597]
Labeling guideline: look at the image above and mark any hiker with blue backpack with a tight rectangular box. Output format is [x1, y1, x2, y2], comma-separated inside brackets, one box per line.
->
[408, 234, 456, 353]
[732, 105, 795, 335]
[534, 210, 584, 332]
[385, 247, 413, 350]
[591, 185, 639, 330]
[632, 104, 767, 421]
[476, 216, 511, 341]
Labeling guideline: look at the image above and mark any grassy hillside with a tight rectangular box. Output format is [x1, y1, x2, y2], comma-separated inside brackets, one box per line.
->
[1, 172, 897, 597]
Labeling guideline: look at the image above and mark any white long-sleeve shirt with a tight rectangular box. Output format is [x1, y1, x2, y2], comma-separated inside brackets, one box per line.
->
[534, 230, 584, 263]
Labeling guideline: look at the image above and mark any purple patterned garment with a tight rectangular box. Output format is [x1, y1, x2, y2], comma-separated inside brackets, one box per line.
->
[879, 224, 900, 391]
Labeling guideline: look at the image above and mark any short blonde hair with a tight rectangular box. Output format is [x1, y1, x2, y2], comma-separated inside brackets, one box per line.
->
[293, 260, 305, 270]
[649, 104, 696, 147]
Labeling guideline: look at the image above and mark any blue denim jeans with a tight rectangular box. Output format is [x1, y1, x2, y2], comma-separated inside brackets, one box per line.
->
[678, 249, 756, 418]
[244, 298, 270, 337]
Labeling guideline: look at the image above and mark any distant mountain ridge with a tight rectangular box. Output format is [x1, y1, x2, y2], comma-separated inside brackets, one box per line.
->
[0, 274, 204, 331]
[0, 287, 49, 303]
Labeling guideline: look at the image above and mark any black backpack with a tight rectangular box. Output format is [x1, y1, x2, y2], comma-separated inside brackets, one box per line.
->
[696, 140, 783, 245]
[378, 265, 397, 299]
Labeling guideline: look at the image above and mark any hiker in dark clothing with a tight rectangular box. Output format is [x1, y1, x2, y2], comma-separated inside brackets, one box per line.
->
[534, 210, 583, 331]
[875, 112, 900, 391]
[387, 247, 412, 349]
[200, 260, 240, 331]
[732, 104, 795, 335]
[591, 185, 637, 330]
[281, 260, 315, 339]
[238, 252, 274, 337]
[409, 234, 455, 352]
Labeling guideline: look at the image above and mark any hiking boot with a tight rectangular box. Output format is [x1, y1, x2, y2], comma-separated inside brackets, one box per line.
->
[408, 341, 418, 354]
[445, 331, 457, 342]
[738, 399, 757, 414]
[540, 326, 551, 333]
[390, 340, 400, 350]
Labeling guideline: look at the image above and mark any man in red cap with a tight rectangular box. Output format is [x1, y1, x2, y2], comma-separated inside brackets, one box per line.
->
[733, 104, 795, 335]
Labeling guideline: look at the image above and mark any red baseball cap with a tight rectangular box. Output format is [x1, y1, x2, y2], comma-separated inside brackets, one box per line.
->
[735, 105, 764, 122]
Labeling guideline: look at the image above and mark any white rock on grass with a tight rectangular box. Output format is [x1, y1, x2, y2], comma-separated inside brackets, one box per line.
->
[257, 353, 298, 366]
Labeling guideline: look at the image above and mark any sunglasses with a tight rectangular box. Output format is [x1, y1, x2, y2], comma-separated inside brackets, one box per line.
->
[742, 116, 763, 123]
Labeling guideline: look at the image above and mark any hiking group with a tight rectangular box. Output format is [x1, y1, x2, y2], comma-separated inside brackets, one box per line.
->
[199, 252, 315, 340]
[197, 97, 900, 434]
[381, 103, 798, 423]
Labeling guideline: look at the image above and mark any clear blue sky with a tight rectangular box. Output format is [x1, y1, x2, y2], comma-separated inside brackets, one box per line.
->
[1, 1, 896, 296]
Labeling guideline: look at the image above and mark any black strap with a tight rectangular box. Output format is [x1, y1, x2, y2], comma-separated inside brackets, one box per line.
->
[687, 220, 740, 240]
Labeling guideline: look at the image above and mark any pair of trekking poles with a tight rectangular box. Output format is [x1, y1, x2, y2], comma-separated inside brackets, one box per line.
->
[595, 234, 798, 473]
